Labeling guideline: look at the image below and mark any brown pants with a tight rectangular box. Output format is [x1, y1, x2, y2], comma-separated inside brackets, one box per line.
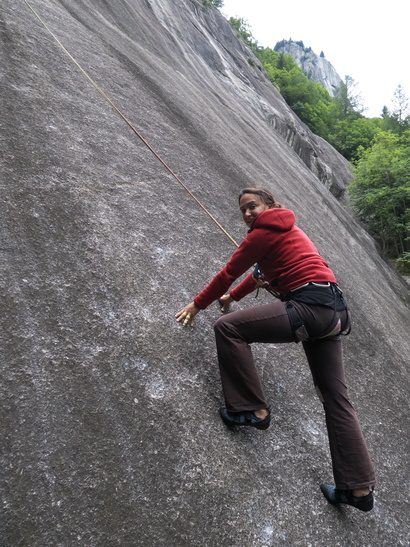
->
[213, 300, 376, 490]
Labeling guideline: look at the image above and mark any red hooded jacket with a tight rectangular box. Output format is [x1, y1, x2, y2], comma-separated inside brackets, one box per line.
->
[194, 208, 336, 310]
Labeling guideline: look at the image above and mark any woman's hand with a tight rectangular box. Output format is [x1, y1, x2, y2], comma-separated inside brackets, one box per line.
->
[218, 294, 234, 313]
[175, 301, 200, 327]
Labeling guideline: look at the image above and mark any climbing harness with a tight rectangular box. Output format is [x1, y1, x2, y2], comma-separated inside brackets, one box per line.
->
[284, 283, 351, 342]
[20, 0, 239, 249]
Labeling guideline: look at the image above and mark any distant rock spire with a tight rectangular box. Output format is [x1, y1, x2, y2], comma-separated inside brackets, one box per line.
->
[274, 39, 342, 97]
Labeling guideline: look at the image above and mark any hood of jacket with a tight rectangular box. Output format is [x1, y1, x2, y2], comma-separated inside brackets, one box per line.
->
[249, 208, 296, 232]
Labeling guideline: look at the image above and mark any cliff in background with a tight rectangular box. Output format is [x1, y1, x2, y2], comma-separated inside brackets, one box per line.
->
[1, 1, 409, 545]
[275, 39, 343, 97]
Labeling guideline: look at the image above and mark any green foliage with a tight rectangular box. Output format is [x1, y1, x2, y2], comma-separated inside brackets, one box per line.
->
[255, 47, 366, 159]
[380, 85, 410, 135]
[228, 17, 254, 46]
[199, 0, 223, 9]
[257, 47, 330, 104]
[225, 19, 410, 265]
[251, 47, 383, 161]
[224, 27, 408, 161]
[349, 130, 410, 260]
[396, 252, 410, 275]
[327, 118, 380, 162]
[332, 76, 365, 119]
[392, 85, 410, 123]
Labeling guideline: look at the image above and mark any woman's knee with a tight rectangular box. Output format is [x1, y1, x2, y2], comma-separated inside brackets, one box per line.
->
[214, 314, 245, 344]
[214, 314, 235, 338]
[214, 314, 227, 332]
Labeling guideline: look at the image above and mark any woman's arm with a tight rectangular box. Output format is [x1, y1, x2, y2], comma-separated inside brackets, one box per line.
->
[176, 228, 270, 325]
[193, 231, 267, 309]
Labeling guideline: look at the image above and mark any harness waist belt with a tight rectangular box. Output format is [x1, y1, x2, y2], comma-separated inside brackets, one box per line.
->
[290, 281, 331, 292]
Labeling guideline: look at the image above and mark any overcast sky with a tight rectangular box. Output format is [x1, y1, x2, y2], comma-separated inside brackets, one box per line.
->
[221, 0, 409, 118]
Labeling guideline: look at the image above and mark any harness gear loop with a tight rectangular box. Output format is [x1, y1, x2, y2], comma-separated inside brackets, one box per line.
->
[253, 264, 281, 299]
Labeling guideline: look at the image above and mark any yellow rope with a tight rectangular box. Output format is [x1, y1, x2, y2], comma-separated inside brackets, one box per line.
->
[21, 0, 240, 248]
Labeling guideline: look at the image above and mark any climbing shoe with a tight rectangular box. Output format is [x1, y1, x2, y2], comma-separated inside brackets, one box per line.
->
[219, 407, 271, 430]
[320, 484, 374, 512]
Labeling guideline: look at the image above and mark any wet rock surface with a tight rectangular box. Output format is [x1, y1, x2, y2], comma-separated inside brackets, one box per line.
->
[1, 1, 409, 545]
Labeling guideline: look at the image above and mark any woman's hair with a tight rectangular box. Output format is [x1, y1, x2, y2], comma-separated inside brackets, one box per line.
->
[239, 187, 283, 208]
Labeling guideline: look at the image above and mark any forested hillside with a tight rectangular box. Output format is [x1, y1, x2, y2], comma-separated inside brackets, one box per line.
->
[229, 15, 410, 273]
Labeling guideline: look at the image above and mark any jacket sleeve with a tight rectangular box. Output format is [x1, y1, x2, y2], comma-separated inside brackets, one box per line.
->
[193, 230, 267, 309]
[229, 271, 257, 301]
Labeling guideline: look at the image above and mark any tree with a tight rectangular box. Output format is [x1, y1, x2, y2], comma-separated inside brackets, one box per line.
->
[389, 85, 410, 134]
[228, 17, 253, 46]
[327, 118, 379, 162]
[333, 76, 365, 120]
[381, 105, 389, 118]
[379, 87, 410, 135]
[349, 130, 410, 263]
[199, 0, 224, 8]
[227, 20, 402, 167]
[392, 84, 409, 124]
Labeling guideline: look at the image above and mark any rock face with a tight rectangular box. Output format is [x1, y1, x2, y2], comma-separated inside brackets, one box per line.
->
[275, 39, 343, 97]
[1, 1, 409, 545]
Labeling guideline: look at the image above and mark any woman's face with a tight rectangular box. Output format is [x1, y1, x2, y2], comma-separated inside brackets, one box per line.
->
[239, 193, 269, 227]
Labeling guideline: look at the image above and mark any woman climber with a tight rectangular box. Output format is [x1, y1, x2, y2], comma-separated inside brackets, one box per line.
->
[176, 186, 375, 512]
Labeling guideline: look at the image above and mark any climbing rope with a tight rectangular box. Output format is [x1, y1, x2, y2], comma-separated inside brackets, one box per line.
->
[21, 0, 240, 248]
